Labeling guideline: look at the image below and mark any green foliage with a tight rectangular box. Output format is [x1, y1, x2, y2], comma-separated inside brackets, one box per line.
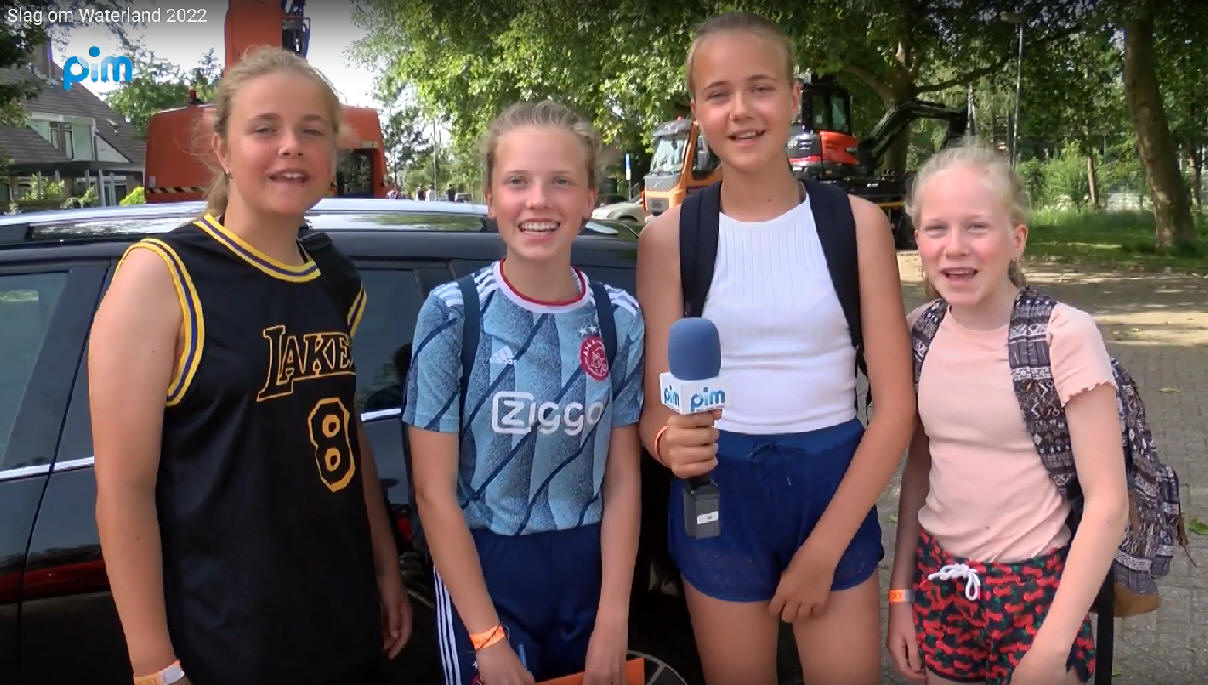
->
[1028, 208, 1207, 271]
[20, 176, 65, 201]
[351, 1, 1099, 185]
[9, 175, 65, 212]
[1017, 158, 1047, 208]
[1, 1, 132, 126]
[0, 3, 50, 128]
[1046, 143, 1092, 209]
[104, 46, 220, 135]
[1188, 517, 1208, 536]
[119, 186, 145, 205]
[61, 184, 98, 209]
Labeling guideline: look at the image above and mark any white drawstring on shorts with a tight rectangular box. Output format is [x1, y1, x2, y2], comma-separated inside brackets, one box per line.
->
[927, 563, 982, 601]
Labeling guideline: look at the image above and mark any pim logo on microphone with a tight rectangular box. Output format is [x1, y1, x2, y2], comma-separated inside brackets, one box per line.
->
[491, 391, 605, 436]
[63, 46, 133, 91]
[662, 387, 680, 407]
[689, 387, 725, 413]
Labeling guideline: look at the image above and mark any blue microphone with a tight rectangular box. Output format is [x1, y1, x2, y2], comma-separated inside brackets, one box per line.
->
[660, 318, 726, 539]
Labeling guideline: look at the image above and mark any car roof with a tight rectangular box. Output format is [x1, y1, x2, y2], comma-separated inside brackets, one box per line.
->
[0, 198, 638, 246]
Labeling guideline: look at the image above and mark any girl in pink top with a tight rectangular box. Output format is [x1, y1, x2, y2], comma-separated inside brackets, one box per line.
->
[886, 140, 1129, 685]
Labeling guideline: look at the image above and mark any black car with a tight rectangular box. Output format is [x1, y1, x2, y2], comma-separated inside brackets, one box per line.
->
[0, 199, 807, 685]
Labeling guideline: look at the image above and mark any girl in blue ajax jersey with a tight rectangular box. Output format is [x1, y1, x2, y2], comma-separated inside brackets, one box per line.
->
[404, 101, 645, 685]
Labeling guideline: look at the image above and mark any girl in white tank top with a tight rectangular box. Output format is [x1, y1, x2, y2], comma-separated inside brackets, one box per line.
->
[634, 12, 916, 685]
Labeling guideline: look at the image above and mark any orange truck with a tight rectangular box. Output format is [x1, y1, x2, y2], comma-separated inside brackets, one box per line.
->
[144, 0, 388, 202]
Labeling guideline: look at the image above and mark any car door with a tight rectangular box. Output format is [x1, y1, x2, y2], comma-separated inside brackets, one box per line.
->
[339, 257, 450, 682]
[20, 251, 452, 682]
[0, 262, 106, 680]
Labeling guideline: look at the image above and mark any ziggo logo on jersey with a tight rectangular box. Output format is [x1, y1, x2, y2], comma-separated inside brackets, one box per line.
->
[491, 392, 605, 436]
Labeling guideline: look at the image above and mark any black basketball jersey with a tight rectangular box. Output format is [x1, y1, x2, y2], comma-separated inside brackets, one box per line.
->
[123, 215, 380, 684]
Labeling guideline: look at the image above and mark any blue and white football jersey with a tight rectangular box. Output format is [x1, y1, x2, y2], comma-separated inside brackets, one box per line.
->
[403, 262, 644, 535]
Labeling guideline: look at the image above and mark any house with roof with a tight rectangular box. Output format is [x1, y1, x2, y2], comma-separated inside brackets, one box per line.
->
[0, 43, 144, 208]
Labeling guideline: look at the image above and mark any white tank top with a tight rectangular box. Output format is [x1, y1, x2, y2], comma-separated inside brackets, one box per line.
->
[701, 197, 857, 434]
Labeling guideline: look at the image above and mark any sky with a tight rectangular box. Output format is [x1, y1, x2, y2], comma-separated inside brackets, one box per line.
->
[36, 0, 381, 107]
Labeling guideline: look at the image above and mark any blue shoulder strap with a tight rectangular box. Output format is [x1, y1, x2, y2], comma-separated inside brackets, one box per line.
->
[458, 273, 616, 415]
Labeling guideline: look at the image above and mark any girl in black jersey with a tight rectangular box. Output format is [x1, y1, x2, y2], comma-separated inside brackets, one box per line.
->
[89, 47, 410, 685]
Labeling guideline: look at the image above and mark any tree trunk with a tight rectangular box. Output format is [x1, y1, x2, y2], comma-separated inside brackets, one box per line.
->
[1122, 10, 1196, 249]
[1087, 155, 1099, 209]
[880, 67, 917, 180]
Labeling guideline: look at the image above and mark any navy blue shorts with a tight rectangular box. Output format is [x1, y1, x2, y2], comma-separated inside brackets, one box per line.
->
[668, 418, 883, 602]
[434, 524, 601, 684]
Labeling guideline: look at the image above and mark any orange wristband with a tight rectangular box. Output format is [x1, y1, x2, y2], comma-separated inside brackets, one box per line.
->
[469, 624, 506, 651]
[653, 425, 670, 463]
[887, 589, 913, 604]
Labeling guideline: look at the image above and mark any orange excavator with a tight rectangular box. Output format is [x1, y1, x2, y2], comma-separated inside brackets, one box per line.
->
[144, 0, 387, 202]
[640, 73, 967, 246]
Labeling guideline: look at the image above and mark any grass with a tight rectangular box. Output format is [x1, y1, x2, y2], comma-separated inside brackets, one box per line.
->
[1027, 209, 1208, 274]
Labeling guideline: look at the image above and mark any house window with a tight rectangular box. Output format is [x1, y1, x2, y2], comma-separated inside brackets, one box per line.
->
[32, 120, 79, 158]
[30, 120, 52, 145]
[62, 124, 74, 159]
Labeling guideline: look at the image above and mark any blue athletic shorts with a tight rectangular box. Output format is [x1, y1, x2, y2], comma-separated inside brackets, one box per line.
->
[667, 418, 883, 602]
[434, 524, 601, 684]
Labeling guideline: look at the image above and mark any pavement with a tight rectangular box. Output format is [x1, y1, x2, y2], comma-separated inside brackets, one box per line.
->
[874, 255, 1208, 685]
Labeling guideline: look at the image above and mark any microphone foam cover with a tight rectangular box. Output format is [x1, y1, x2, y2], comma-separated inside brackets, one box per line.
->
[667, 317, 721, 381]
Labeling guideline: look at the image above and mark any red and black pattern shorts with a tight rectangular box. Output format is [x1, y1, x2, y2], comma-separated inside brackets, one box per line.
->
[912, 529, 1095, 685]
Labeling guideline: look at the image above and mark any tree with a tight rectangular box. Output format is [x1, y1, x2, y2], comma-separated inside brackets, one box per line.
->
[780, 0, 1097, 174]
[1, 1, 129, 126]
[370, 71, 437, 172]
[1154, 4, 1208, 210]
[1001, 25, 1130, 208]
[1121, 1, 1195, 250]
[104, 45, 220, 135]
[0, 3, 51, 127]
[352, 1, 1097, 182]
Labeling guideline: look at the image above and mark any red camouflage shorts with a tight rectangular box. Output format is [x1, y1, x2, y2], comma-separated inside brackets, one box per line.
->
[912, 529, 1095, 685]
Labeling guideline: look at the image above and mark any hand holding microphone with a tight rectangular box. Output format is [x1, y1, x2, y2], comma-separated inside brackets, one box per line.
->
[659, 317, 727, 539]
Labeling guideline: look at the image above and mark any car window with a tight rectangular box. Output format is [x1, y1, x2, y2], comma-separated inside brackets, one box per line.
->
[0, 272, 68, 466]
[353, 268, 425, 413]
[578, 266, 636, 298]
[56, 350, 92, 462]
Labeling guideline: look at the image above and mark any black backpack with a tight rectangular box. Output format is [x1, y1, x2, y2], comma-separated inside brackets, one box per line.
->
[452, 272, 618, 419]
[678, 179, 866, 389]
[911, 289, 1188, 614]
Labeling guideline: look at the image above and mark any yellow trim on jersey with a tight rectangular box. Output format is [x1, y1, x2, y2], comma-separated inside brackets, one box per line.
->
[194, 214, 320, 283]
[347, 286, 367, 337]
[117, 240, 205, 406]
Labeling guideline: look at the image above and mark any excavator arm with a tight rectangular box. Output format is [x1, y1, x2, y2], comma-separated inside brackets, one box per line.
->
[857, 100, 968, 175]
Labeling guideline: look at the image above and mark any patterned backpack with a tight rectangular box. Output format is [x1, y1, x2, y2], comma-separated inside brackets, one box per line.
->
[911, 287, 1189, 617]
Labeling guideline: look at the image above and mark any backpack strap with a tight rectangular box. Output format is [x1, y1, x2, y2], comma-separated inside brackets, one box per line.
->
[804, 179, 864, 375]
[678, 182, 722, 318]
[589, 279, 618, 375]
[300, 229, 361, 331]
[1006, 288, 1082, 502]
[455, 273, 482, 423]
[909, 298, 950, 386]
